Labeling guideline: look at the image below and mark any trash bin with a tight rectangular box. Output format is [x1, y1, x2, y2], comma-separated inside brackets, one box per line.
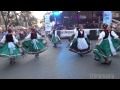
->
[89, 30, 98, 40]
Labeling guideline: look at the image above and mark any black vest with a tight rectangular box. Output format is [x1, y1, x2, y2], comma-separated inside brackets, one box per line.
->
[78, 31, 84, 38]
[6, 34, 14, 42]
[110, 30, 114, 38]
[31, 33, 37, 39]
[103, 30, 113, 39]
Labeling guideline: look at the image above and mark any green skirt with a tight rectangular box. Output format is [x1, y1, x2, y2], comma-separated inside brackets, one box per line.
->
[111, 38, 120, 51]
[22, 39, 47, 54]
[69, 38, 92, 55]
[51, 35, 61, 44]
[0, 43, 22, 58]
[93, 39, 111, 62]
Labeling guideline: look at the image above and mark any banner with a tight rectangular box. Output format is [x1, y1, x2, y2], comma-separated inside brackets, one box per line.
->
[103, 11, 112, 26]
[60, 30, 74, 38]
[44, 14, 52, 31]
[59, 29, 99, 38]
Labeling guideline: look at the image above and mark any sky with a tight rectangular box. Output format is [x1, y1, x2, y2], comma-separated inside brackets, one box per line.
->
[16, 11, 49, 27]
[16, 11, 63, 20]
[31, 11, 48, 20]
[16, 11, 48, 20]
[16, 11, 62, 27]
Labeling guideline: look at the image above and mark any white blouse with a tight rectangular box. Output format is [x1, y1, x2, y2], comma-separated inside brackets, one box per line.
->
[74, 30, 87, 39]
[25, 33, 42, 40]
[98, 31, 119, 40]
[73, 28, 77, 33]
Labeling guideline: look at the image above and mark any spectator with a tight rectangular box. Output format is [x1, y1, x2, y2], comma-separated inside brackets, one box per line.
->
[2, 31, 7, 36]
[85, 22, 90, 28]
[90, 21, 98, 28]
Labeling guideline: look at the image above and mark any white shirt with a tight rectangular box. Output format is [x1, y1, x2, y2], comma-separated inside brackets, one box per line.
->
[74, 30, 87, 39]
[25, 33, 42, 40]
[74, 28, 77, 33]
[98, 31, 119, 40]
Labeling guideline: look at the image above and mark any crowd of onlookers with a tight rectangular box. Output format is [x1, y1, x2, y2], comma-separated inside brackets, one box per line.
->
[0, 26, 43, 40]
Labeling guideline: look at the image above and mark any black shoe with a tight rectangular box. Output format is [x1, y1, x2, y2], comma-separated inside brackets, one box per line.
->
[54, 45, 57, 47]
[10, 58, 14, 64]
[13, 58, 16, 63]
[94, 58, 99, 61]
[22, 52, 25, 56]
[101, 62, 108, 64]
[101, 60, 112, 65]
[10, 60, 12, 64]
[108, 60, 112, 65]
[35, 54, 37, 57]
[35, 54, 39, 58]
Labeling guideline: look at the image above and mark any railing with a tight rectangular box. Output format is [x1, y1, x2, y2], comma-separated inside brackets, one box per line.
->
[57, 29, 100, 38]
[112, 19, 120, 23]
[54, 28, 120, 41]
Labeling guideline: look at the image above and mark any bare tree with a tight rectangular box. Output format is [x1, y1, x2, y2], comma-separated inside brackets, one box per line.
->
[1, 11, 11, 30]
[13, 11, 19, 25]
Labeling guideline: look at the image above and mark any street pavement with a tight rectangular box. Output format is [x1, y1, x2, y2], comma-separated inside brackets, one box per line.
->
[0, 38, 120, 79]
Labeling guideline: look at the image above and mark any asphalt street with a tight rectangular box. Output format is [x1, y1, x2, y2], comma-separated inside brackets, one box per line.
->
[0, 38, 120, 79]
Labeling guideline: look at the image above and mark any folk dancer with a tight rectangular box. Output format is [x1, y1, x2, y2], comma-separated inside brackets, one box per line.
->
[93, 23, 120, 64]
[68, 25, 92, 57]
[48, 29, 61, 47]
[0, 29, 22, 64]
[21, 28, 47, 58]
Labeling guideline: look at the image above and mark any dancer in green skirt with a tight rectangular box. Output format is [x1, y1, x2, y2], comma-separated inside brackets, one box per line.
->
[49, 29, 61, 47]
[0, 29, 22, 64]
[108, 25, 120, 55]
[93, 23, 120, 65]
[69, 25, 78, 41]
[21, 28, 47, 58]
[68, 25, 92, 57]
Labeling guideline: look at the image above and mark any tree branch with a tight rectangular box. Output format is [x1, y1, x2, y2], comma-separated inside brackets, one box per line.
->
[1, 11, 7, 30]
